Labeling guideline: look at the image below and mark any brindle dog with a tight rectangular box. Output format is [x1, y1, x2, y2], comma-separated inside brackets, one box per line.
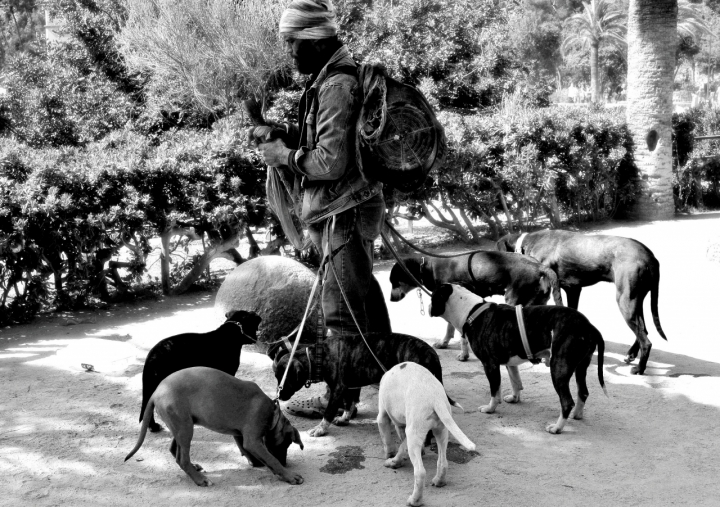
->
[269, 332, 457, 438]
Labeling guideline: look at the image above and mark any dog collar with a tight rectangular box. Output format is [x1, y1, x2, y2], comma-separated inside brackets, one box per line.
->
[462, 302, 492, 337]
[515, 305, 533, 361]
[227, 321, 254, 340]
[515, 233, 528, 254]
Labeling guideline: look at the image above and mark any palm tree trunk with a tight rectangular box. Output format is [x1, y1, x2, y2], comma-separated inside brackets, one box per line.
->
[590, 41, 600, 103]
[626, 0, 677, 220]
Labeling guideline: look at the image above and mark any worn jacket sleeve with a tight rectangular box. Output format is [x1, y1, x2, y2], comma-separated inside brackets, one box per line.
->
[290, 78, 356, 182]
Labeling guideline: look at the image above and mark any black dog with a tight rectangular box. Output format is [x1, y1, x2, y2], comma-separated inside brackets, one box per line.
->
[497, 230, 666, 375]
[430, 283, 607, 434]
[389, 252, 562, 359]
[139, 310, 262, 432]
[268, 332, 457, 438]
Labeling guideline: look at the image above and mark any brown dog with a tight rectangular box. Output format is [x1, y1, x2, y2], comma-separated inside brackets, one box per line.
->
[125, 367, 304, 487]
[497, 229, 666, 375]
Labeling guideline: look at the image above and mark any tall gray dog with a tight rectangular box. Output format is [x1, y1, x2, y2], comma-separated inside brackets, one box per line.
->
[497, 229, 666, 375]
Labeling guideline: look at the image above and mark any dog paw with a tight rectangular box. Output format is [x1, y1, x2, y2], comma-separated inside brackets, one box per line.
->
[503, 394, 520, 403]
[433, 340, 449, 349]
[623, 354, 636, 364]
[630, 365, 644, 375]
[193, 463, 204, 472]
[384, 457, 404, 469]
[196, 477, 213, 487]
[308, 424, 328, 437]
[545, 423, 563, 434]
[570, 408, 584, 420]
[455, 352, 469, 361]
[431, 477, 446, 488]
[479, 405, 496, 414]
[332, 416, 350, 426]
[283, 473, 304, 485]
[407, 495, 423, 506]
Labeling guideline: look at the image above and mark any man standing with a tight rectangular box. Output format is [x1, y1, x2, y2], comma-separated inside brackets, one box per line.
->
[256, 0, 391, 419]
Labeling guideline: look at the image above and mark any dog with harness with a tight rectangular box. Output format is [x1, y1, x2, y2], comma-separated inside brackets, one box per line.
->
[429, 283, 607, 434]
[497, 229, 667, 375]
[268, 331, 460, 438]
[389, 251, 563, 360]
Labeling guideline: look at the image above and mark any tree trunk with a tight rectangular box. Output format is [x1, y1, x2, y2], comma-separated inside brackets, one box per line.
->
[590, 41, 600, 103]
[626, 0, 677, 220]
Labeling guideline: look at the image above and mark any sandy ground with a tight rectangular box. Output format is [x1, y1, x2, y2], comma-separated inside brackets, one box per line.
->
[2, 213, 720, 507]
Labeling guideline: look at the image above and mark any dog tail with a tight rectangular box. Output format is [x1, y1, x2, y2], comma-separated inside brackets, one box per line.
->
[650, 261, 667, 341]
[125, 398, 154, 462]
[541, 266, 563, 307]
[434, 399, 475, 451]
[596, 332, 609, 398]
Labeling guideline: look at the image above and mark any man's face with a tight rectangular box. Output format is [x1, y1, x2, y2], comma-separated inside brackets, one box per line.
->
[284, 37, 319, 75]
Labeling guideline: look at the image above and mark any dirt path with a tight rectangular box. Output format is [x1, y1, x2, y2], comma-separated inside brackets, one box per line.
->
[2, 214, 720, 507]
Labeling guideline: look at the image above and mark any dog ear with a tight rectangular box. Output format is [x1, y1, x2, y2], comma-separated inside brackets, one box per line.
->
[234, 311, 262, 341]
[292, 427, 304, 450]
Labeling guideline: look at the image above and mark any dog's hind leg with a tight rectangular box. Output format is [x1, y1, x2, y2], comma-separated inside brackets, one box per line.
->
[377, 409, 397, 460]
[169, 438, 201, 469]
[386, 425, 408, 468]
[617, 285, 652, 375]
[570, 351, 593, 420]
[172, 423, 212, 486]
[431, 426, 449, 488]
[406, 429, 427, 506]
[547, 365, 575, 434]
[480, 364, 502, 413]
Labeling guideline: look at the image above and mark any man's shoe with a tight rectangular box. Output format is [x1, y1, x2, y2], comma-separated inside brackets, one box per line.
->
[283, 396, 327, 418]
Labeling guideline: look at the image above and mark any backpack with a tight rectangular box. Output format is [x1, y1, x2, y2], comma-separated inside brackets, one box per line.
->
[354, 64, 447, 193]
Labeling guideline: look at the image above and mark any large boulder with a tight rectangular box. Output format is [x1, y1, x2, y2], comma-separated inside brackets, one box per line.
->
[214, 256, 320, 352]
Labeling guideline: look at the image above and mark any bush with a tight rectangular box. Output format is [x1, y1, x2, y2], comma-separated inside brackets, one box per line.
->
[0, 41, 135, 147]
[398, 104, 639, 239]
[0, 116, 266, 325]
[673, 108, 720, 210]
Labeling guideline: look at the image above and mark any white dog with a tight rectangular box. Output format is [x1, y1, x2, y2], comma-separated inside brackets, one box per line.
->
[377, 362, 476, 507]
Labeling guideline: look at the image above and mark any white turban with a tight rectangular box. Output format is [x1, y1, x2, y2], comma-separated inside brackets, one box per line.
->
[279, 0, 338, 40]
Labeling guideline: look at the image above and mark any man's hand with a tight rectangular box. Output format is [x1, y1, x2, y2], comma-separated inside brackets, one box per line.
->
[258, 138, 292, 168]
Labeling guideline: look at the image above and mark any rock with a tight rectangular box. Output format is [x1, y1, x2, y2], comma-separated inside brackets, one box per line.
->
[214, 256, 320, 352]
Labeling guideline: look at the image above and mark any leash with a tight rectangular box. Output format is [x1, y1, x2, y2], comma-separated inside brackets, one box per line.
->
[275, 267, 323, 401]
[515, 305, 534, 361]
[384, 220, 490, 260]
[381, 220, 491, 297]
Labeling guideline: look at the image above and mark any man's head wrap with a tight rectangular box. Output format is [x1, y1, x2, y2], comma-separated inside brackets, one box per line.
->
[279, 0, 338, 40]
